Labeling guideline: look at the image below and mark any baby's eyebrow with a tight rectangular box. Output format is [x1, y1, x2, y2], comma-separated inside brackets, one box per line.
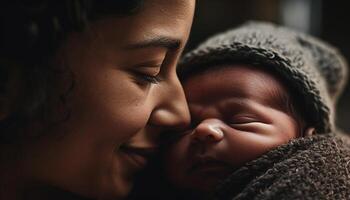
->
[188, 99, 252, 122]
[218, 98, 277, 123]
[217, 98, 252, 113]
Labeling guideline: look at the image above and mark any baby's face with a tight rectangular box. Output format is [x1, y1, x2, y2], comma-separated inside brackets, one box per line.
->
[164, 65, 299, 193]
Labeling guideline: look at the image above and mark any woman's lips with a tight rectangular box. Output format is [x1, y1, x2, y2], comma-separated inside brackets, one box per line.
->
[119, 145, 157, 170]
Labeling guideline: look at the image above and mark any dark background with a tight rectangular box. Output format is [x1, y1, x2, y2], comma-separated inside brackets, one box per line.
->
[185, 0, 350, 133]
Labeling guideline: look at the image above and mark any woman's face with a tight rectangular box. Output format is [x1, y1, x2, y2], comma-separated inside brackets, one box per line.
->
[21, 0, 194, 199]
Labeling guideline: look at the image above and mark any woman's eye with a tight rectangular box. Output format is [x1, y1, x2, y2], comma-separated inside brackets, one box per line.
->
[133, 71, 162, 85]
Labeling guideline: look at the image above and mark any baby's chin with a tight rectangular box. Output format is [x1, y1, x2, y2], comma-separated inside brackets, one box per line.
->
[190, 177, 223, 193]
[169, 177, 224, 199]
[172, 168, 235, 195]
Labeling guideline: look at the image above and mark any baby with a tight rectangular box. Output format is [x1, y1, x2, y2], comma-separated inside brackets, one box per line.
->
[164, 63, 313, 193]
[162, 22, 350, 200]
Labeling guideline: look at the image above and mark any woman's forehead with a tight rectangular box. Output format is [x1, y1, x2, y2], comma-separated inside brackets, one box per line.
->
[71, 0, 195, 48]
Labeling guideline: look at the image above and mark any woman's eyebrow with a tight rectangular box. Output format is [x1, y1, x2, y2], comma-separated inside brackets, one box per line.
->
[124, 36, 181, 51]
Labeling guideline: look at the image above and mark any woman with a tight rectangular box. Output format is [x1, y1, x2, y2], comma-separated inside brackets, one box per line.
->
[0, 0, 195, 199]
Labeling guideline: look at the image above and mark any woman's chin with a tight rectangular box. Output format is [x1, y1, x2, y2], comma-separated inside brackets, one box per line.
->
[95, 179, 133, 200]
[85, 157, 134, 200]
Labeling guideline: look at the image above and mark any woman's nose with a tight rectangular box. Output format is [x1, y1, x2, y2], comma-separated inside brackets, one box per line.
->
[149, 77, 190, 129]
[191, 119, 224, 143]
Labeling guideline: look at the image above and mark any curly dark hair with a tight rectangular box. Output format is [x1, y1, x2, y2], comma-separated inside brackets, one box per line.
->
[0, 0, 144, 143]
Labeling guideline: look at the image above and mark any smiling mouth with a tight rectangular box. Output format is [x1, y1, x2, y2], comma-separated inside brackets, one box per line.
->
[119, 145, 158, 169]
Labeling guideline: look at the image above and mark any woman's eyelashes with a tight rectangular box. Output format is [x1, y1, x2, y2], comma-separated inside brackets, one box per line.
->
[129, 63, 164, 86]
[133, 71, 162, 85]
[128, 59, 165, 86]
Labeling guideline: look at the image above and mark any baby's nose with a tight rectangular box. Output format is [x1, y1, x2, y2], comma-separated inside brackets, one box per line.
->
[191, 119, 225, 143]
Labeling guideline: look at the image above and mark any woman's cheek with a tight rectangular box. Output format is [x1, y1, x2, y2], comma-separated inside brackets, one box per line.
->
[113, 104, 153, 140]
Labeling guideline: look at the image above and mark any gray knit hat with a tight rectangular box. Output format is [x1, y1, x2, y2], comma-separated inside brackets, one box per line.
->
[178, 21, 348, 134]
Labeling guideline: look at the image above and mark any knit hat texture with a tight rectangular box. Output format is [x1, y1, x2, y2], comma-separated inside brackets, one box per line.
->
[178, 21, 348, 134]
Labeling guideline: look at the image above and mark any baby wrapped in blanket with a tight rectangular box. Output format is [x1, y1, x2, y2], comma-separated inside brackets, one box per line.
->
[161, 22, 350, 200]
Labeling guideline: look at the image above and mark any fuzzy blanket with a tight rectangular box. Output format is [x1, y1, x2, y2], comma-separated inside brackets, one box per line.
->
[212, 135, 350, 200]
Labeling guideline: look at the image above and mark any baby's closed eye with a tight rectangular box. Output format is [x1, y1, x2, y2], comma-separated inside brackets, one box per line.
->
[228, 115, 261, 124]
[226, 114, 272, 133]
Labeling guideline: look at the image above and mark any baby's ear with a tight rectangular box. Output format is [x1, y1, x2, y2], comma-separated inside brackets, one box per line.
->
[303, 127, 316, 137]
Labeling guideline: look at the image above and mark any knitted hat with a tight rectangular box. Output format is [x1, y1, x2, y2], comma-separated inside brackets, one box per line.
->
[178, 21, 348, 134]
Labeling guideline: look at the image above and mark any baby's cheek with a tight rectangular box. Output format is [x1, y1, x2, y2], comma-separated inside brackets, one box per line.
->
[222, 129, 273, 165]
